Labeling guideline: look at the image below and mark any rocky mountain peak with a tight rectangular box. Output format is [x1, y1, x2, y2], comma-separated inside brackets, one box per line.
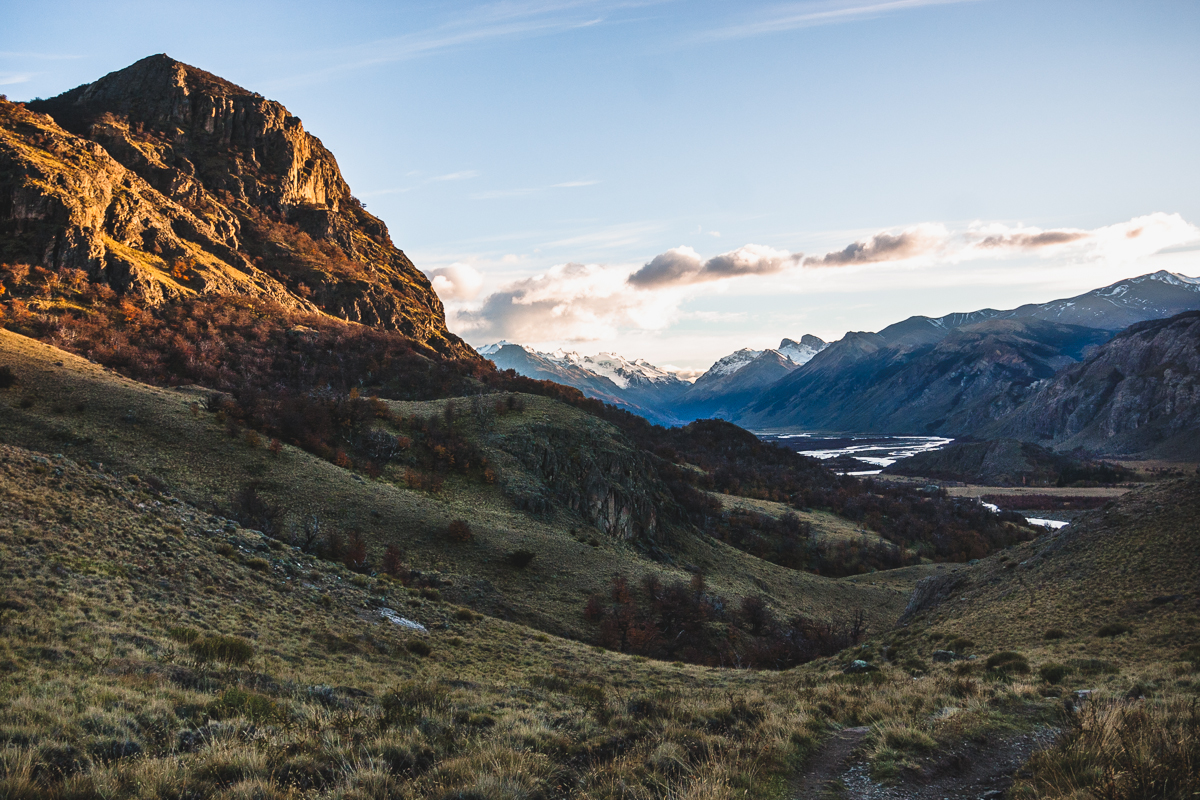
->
[3, 56, 468, 355]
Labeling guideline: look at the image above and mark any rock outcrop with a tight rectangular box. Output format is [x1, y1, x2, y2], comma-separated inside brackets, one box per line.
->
[496, 420, 673, 542]
[986, 311, 1200, 459]
[3, 54, 468, 356]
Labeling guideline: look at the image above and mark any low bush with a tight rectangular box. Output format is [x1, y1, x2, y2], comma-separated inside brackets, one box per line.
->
[208, 686, 281, 723]
[1043, 628, 1066, 640]
[380, 681, 449, 726]
[189, 634, 254, 666]
[405, 639, 432, 657]
[505, 549, 536, 569]
[1039, 662, 1071, 684]
[985, 651, 1030, 675]
[167, 626, 201, 644]
[0, 365, 15, 389]
[1015, 699, 1200, 799]
[1097, 623, 1133, 638]
[446, 520, 472, 543]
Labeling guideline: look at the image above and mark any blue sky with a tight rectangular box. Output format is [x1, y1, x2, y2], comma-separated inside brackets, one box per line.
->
[4, 0, 1199, 371]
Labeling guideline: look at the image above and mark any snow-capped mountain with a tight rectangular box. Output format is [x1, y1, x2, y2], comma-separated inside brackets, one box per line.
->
[777, 334, 828, 366]
[669, 336, 828, 422]
[476, 343, 689, 425]
[697, 336, 828, 384]
[543, 351, 683, 389]
[705, 349, 765, 378]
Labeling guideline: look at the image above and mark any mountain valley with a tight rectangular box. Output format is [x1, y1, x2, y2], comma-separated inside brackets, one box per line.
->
[0, 55, 1197, 800]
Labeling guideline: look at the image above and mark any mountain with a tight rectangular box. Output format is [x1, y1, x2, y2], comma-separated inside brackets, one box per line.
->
[742, 271, 1200, 436]
[745, 318, 1112, 435]
[778, 334, 827, 365]
[480, 342, 688, 425]
[670, 336, 828, 422]
[6, 54, 466, 355]
[985, 310, 1200, 459]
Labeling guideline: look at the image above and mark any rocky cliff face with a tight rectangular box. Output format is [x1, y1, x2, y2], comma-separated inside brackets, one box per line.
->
[987, 311, 1200, 458]
[3, 54, 467, 356]
[496, 419, 673, 542]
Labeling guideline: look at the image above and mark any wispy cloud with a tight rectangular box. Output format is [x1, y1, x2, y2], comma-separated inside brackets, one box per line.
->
[694, 0, 981, 42]
[472, 180, 599, 200]
[263, 1, 654, 88]
[0, 73, 33, 86]
[431, 170, 480, 182]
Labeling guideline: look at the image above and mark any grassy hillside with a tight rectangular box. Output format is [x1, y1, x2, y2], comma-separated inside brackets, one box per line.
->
[0, 329, 904, 641]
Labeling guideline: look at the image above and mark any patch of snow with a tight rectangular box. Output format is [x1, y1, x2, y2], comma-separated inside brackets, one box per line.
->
[1026, 517, 1069, 530]
[380, 609, 427, 632]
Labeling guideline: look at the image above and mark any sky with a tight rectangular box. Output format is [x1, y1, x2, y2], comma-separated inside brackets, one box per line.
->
[4, 0, 1199, 374]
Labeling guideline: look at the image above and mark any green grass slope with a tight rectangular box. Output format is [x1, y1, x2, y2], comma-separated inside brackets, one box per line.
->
[0, 329, 904, 640]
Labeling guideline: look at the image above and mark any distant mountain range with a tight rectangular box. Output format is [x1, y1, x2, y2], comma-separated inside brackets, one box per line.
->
[480, 271, 1200, 457]
[480, 336, 828, 426]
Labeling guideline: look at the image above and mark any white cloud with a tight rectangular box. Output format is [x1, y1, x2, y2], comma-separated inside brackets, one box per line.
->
[425, 263, 484, 301]
[628, 243, 803, 287]
[431, 170, 479, 181]
[453, 261, 680, 343]
[695, 0, 980, 42]
[0, 73, 33, 86]
[962, 213, 1200, 261]
[807, 223, 949, 266]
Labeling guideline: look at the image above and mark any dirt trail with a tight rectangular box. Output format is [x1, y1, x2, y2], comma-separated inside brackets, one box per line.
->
[790, 726, 870, 798]
[793, 727, 1058, 799]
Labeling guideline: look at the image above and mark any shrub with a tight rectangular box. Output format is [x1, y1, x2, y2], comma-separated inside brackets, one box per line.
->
[381, 544, 405, 577]
[1039, 662, 1071, 684]
[0, 365, 15, 389]
[446, 519, 472, 543]
[985, 651, 1030, 675]
[405, 639, 432, 657]
[1044, 628, 1066, 640]
[505, 549, 536, 569]
[948, 637, 974, 654]
[208, 686, 281, 723]
[247, 557, 269, 572]
[1073, 658, 1120, 676]
[1014, 699, 1200, 799]
[1097, 623, 1133, 638]
[380, 681, 449, 726]
[189, 634, 254, 666]
[168, 626, 201, 644]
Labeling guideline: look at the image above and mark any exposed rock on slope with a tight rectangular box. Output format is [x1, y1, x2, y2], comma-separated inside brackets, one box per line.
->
[4, 54, 465, 355]
[986, 311, 1200, 459]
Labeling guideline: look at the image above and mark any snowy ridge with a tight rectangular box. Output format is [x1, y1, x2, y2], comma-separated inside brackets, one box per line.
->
[777, 336, 828, 366]
[706, 349, 764, 378]
[478, 343, 685, 390]
[476, 340, 531, 356]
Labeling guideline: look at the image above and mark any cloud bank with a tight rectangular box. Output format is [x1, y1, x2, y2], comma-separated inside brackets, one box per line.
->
[437, 212, 1200, 346]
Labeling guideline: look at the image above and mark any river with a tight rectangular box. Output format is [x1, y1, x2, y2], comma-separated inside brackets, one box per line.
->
[756, 433, 953, 475]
